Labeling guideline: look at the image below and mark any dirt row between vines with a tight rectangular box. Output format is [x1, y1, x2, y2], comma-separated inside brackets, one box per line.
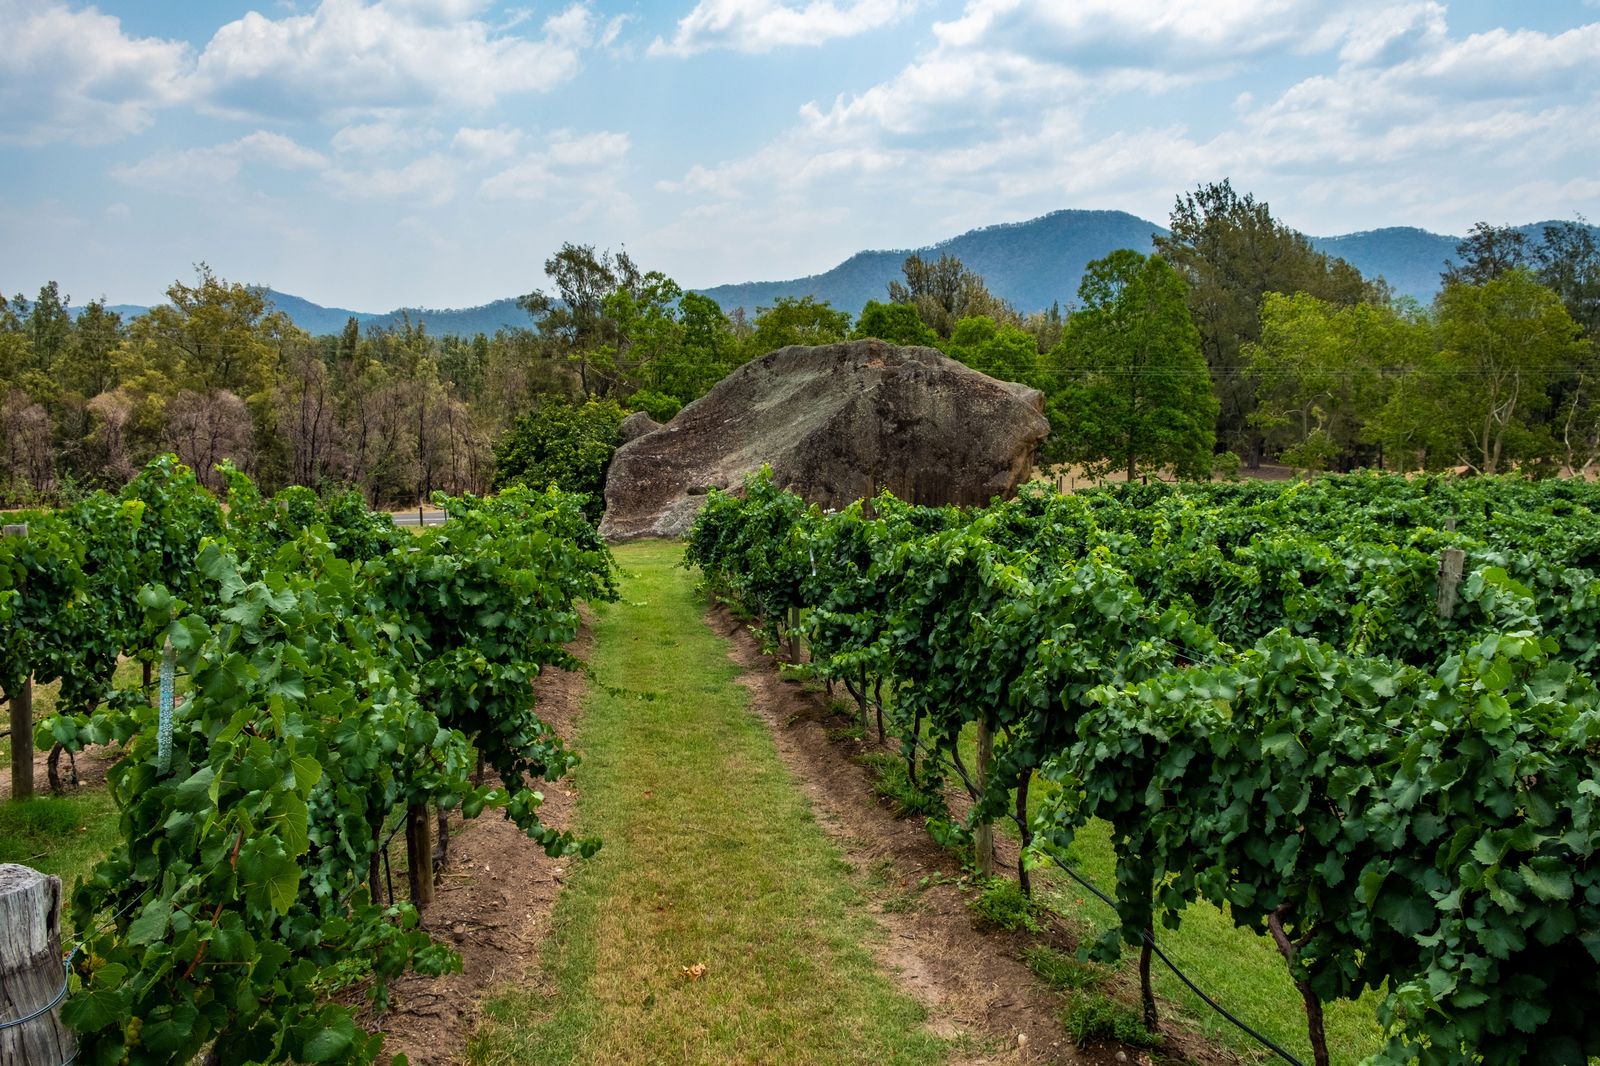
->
[371, 629, 592, 1065]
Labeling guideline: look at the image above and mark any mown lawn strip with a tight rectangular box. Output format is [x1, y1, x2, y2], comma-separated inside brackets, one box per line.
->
[469, 540, 949, 1066]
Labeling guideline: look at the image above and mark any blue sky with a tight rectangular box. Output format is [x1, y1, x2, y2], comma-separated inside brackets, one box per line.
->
[3, 0, 1597, 311]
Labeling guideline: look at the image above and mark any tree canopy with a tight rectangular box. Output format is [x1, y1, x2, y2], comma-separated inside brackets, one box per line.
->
[1047, 250, 1217, 481]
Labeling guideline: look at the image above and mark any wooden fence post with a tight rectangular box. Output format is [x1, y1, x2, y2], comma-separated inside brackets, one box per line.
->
[974, 718, 995, 877]
[405, 804, 434, 908]
[2, 525, 32, 803]
[1437, 548, 1465, 620]
[0, 864, 75, 1064]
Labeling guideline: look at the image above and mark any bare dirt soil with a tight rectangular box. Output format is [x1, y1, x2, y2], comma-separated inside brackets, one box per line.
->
[370, 630, 591, 1066]
[0, 741, 119, 800]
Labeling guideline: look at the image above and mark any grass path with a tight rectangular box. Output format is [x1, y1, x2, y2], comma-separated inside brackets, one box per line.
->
[468, 541, 950, 1066]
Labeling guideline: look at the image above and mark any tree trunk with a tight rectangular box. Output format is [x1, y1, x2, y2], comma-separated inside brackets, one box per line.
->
[872, 677, 885, 744]
[1138, 929, 1158, 1031]
[1269, 905, 1329, 1066]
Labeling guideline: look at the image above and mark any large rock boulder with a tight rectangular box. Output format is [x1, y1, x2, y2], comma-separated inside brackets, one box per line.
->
[599, 339, 1049, 541]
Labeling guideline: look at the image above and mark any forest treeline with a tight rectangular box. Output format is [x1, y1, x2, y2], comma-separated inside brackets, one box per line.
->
[2, 179, 1596, 508]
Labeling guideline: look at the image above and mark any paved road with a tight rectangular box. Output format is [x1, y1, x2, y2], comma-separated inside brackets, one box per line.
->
[391, 511, 449, 527]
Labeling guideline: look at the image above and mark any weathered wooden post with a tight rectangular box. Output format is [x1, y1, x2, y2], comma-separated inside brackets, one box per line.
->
[0, 865, 75, 1064]
[405, 805, 434, 908]
[1437, 548, 1466, 620]
[974, 718, 995, 877]
[2, 525, 33, 802]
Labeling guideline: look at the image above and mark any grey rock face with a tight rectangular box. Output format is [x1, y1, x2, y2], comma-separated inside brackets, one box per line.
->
[598, 339, 1049, 541]
[618, 410, 663, 443]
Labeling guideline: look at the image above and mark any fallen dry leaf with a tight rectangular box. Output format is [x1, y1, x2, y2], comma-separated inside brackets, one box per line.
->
[681, 962, 707, 981]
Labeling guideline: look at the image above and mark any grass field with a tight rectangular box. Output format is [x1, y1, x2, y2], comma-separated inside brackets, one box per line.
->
[468, 541, 952, 1066]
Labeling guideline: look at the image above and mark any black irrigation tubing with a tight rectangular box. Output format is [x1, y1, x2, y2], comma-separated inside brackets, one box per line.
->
[372, 808, 411, 907]
[1042, 852, 1307, 1066]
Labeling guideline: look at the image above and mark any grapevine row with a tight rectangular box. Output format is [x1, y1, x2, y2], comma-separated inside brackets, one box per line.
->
[0, 455, 616, 1064]
[686, 469, 1600, 1065]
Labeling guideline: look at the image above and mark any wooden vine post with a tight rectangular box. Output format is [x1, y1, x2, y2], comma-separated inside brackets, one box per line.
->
[2, 525, 32, 802]
[405, 804, 434, 908]
[1436, 548, 1465, 620]
[974, 717, 995, 876]
[0, 865, 75, 1064]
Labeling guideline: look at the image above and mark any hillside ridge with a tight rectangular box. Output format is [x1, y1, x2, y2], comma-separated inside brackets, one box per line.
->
[70, 212, 1595, 334]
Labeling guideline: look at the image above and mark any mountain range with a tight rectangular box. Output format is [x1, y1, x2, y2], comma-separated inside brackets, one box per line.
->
[76, 210, 1589, 336]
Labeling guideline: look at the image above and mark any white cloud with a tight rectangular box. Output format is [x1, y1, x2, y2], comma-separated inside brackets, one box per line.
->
[452, 126, 524, 160]
[1335, 2, 1445, 67]
[662, 0, 1600, 242]
[111, 131, 329, 195]
[332, 120, 435, 155]
[649, 0, 915, 56]
[481, 129, 631, 199]
[931, 0, 1336, 72]
[547, 130, 630, 167]
[193, 0, 611, 119]
[0, 0, 191, 144]
[324, 153, 460, 206]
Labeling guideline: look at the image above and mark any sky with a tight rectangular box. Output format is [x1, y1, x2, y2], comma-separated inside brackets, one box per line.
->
[3, 0, 1598, 312]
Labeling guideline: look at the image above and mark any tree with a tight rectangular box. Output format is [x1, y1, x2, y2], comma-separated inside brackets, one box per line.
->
[944, 315, 1039, 385]
[492, 398, 625, 522]
[128, 265, 298, 398]
[165, 389, 253, 490]
[56, 299, 124, 399]
[887, 253, 1012, 338]
[1245, 294, 1430, 471]
[1047, 251, 1217, 481]
[1533, 218, 1600, 336]
[25, 281, 72, 382]
[1154, 179, 1376, 463]
[851, 300, 938, 346]
[1442, 222, 1530, 287]
[518, 244, 644, 398]
[1377, 270, 1584, 473]
[745, 296, 851, 356]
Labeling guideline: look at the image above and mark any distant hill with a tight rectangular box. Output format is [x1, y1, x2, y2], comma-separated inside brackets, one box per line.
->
[1307, 222, 1590, 304]
[258, 291, 529, 336]
[697, 209, 1164, 317]
[70, 290, 531, 338]
[70, 213, 1597, 333]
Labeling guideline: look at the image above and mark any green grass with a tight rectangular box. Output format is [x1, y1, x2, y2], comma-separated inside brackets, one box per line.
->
[945, 724, 1383, 1064]
[0, 791, 121, 934]
[468, 541, 950, 1066]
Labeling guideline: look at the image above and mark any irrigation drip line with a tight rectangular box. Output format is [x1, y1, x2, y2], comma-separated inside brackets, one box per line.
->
[1040, 853, 1307, 1066]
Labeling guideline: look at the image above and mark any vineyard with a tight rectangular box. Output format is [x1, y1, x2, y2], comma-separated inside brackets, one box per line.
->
[0, 456, 616, 1064]
[686, 470, 1600, 1066]
[3, 456, 1598, 1065]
